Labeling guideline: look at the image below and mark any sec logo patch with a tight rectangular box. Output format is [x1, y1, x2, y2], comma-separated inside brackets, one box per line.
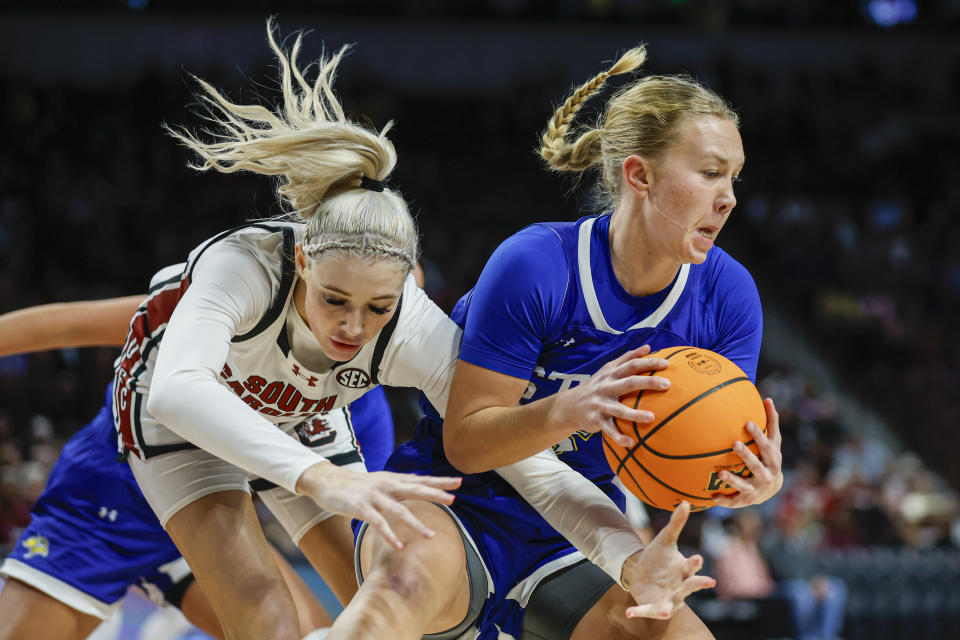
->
[336, 368, 371, 388]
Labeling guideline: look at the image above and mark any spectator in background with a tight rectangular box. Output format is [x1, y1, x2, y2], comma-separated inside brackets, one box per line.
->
[713, 509, 847, 640]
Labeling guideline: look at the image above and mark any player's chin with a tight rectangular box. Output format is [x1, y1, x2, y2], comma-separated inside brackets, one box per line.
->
[682, 247, 711, 265]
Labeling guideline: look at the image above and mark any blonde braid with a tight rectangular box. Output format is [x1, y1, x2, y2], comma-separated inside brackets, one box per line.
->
[540, 46, 647, 172]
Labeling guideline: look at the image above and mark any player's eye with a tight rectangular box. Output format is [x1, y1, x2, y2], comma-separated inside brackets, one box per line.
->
[368, 304, 391, 315]
[323, 296, 346, 307]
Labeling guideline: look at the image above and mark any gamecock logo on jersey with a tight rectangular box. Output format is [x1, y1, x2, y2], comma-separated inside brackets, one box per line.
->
[296, 417, 337, 446]
[336, 368, 371, 389]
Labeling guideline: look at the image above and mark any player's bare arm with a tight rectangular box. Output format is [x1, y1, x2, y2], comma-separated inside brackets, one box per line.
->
[443, 345, 671, 473]
[0, 295, 143, 356]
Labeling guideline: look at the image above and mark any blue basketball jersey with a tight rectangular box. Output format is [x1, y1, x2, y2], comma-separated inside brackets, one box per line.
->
[392, 213, 762, 639]
[422, 213, 762, 488]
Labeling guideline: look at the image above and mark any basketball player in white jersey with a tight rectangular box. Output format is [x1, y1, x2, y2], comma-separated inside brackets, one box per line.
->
[102, 20, 462, 640]
[0, 294, 392, 640]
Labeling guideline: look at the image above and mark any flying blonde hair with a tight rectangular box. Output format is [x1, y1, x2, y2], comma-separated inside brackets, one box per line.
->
[540, 45, 739, 209]
[166, 17, 417, 271]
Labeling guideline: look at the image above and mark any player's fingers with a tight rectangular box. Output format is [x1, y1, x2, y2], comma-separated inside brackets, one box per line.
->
[608, 345, 653, 368]
[377, 473, 462, 493]
[681, 554, 704, 579]
[764, 397, 782, 447]
[389, 481, 457, 506]
[399, 474, 463, 490]
[711, 493, 743, 508]
[364, 510, 405, 550]
[610, 374, 670, 397]
[616, 356, 670, 377]
[680, 574, 717, 597]
[657, 500, 691, 542]
[626, 600, 674, 620]
[600, 420, 635, 448]
[748, 421, 782, 473]
[374, 495, 436, 540]
[607, 401, 655, 425]
[732, 439, 768, 478]
[718, 467, 757, 494]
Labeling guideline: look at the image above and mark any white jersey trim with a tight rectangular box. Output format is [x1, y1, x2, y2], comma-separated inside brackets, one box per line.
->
[577, 216, 690, 335]
[503, 550, 586, 607]
[0, 558, 119, 619]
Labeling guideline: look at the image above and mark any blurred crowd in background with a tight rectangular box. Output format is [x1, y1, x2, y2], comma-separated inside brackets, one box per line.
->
[1, 4, 959, 638]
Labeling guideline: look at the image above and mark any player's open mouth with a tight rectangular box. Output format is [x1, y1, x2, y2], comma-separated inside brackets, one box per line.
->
[697, 228, 715, 239]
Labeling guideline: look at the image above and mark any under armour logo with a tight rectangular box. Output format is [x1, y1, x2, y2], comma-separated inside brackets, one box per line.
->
[562, 337, 576, 348]
[98, 506, 118, 522]
[291, 364, 319, 387]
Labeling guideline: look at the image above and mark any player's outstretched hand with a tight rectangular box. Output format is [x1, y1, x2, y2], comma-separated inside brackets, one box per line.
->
[296, 461, 461, 550]
[712, 397, 783, 508]
[620, 501, 715, 620]
[550, 344, 671, 448]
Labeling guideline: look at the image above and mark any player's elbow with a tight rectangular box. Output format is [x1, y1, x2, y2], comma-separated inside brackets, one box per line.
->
[146, 378, 180, 424]
[443, 422, 488, 474]
[146, 369, 202, 425]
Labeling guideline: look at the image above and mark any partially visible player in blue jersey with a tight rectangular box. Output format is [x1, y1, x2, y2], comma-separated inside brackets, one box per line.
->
[0, 297, 395, 640]
[335, 46, 783, 639]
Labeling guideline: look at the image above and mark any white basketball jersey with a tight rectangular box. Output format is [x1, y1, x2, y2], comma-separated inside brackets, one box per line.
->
[113, 222, 459, 461]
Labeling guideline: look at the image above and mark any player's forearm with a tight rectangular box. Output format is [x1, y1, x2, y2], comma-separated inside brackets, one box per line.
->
[497, 450, 645, 584]
[443, 394, 573, 473]
[0, 296, 142, 356]
[149, 364, 324, 493]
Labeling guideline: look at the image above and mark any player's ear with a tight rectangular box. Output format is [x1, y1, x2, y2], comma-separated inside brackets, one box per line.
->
[294, 243, 309, 280]
[622, 155, 652, 199]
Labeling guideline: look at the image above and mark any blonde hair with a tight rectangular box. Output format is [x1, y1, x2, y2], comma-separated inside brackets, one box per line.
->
[540, 45, 739, 208]
[166, 17, 417, 271]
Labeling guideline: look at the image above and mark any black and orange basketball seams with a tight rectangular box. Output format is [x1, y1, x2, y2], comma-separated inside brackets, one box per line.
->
[603, 346, 766, 511]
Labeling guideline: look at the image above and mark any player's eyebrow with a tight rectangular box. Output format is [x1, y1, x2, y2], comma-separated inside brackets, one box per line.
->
[706, 152, 746, 168]
[320, 284, 399, 301]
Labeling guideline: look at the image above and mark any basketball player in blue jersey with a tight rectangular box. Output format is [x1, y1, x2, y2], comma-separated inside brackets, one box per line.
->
[334, 46, 783, 639]
[0, 297, 394, 640]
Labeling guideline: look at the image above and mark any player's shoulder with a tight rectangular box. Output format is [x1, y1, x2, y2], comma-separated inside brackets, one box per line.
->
[484, 220, 577, 281]
[189, 221, 302, 284]
[216, 220, 303, 262]
[696, 246, 758, 297]
[510, 219, 578, 250]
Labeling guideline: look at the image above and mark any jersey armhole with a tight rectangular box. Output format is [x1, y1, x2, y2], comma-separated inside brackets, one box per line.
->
[229, 225, 298, 343]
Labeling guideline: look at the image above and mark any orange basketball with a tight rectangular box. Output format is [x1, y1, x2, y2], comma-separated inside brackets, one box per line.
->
[602, 346, 767, 511]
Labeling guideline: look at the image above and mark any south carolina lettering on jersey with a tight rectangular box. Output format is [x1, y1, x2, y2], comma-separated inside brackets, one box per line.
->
[218, 363, 337, 418]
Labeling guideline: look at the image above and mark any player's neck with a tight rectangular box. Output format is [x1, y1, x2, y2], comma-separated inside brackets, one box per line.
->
[608, 205, 681, 297]
[293, 280, 311, 328]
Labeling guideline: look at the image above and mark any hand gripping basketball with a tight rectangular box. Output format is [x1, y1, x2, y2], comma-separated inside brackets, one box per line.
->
[620, 501, 716, 620]
[549, 345, 671, 448]
[711, 397, 784, 508]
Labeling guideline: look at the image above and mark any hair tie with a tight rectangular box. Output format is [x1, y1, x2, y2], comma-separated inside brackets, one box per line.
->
[359, 175, 387, 192]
